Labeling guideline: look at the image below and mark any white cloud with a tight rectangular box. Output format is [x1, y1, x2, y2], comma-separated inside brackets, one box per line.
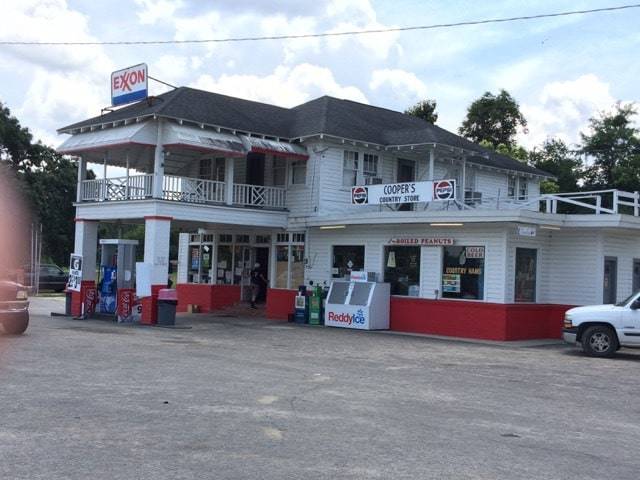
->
[518, 74, 616, 149]
[0, 0, 112, 74]
[369, 69, 428, 105]
[193, 63, 368, 107]
[134, 0, 184, 25]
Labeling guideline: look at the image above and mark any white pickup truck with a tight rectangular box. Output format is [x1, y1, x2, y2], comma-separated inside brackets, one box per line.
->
[563, 292, 640, 357]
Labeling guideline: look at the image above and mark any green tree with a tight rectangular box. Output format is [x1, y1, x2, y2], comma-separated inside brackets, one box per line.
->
[459, 90, 527, 148]
[580, 103, 640, 191]
[405, 99, 438, 124]
[479, 139, 528, 163]
[0, 102, 80, 265]
[529, 138, 582, 193]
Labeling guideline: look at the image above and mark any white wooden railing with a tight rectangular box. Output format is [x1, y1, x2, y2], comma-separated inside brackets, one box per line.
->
[162, 175, 226, 204]
[80, 174, 153, 201]
[233, 183, 287, 209]
[79, 174, 287, 209]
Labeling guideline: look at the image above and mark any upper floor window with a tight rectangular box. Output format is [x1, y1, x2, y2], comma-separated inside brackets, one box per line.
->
[273, 157, 287, 186]
[518, 177, 528, 200]
[290, 160, 307, 185]
[343, 151, 359, 186]
[199, 157, 225, 182]
[363, 154, 379, 179]
[507, 176, 516, 199]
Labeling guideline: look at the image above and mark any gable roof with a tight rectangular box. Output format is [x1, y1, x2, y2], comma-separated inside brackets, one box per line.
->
[58, 87, 551, 177]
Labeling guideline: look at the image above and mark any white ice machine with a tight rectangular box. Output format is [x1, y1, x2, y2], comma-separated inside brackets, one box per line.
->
[324, 278, 390, 330]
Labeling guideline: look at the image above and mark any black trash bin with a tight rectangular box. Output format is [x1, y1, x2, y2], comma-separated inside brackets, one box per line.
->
[157, 289, 178, 326]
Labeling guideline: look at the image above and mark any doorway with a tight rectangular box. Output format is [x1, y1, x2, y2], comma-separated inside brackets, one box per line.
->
[254, 247, 270, 303]
[603, 257, 617, 304]
[246, 152, 265, 186]
[396, 159, 416, 211]
[633, 259, 640, 293]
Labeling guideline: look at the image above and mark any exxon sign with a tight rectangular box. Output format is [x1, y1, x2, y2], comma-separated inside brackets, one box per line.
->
[111, 64, 148, 106]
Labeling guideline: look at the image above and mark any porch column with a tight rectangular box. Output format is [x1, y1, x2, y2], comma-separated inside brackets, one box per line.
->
[141, 215, 172, 324]
[71, 218, 98, 317]
[225, 157, 235, 205]
[152, 119, 165, 199]
[428, 148, 435, 180]
[76, 156, 86, 203]
[460, 158, 467, 202]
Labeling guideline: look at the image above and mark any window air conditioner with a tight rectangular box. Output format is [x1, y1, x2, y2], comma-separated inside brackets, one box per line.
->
[464, 191, 482, 205]
[365, 176, 383, 185]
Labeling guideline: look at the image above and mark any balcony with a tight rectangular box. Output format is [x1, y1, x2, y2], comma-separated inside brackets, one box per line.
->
[79, 174, 287, 210]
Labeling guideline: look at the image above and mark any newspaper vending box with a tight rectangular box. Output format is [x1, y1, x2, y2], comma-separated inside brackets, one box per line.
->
[324, 273, 390, 330]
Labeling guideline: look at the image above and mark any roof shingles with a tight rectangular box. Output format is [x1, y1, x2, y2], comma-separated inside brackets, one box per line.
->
[58, 87, 551, 177]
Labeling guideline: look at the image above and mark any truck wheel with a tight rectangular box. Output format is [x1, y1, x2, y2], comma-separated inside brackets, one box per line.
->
[581, 325, 617, 358]
[2, 313, 29, 335]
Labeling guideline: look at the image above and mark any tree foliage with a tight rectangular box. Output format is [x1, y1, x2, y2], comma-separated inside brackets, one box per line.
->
[0, 102, 79, 265]
[405, 99, 438, 124]
[529, 139, 582, 193]
[580, 104, 640, 191]
[459, 90, 527, 148]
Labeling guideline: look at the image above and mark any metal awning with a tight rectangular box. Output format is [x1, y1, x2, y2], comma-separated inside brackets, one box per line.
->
[240, 135, 308, 160]
[57, 121, 157, 154]
[164, 124, 246, 157]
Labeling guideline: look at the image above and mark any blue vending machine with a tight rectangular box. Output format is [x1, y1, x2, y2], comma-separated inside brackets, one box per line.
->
[99, 266, 117, 313]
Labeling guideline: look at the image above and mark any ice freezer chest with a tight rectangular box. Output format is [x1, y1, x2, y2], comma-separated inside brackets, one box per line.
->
[324, 281, 390, 330]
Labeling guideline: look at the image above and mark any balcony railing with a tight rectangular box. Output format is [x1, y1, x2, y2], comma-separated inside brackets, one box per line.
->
[79, 174, 287, 210]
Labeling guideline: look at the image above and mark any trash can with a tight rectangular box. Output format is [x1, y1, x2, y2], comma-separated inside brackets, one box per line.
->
[65, 289, 72, 316]
[157, 289, 178, 326]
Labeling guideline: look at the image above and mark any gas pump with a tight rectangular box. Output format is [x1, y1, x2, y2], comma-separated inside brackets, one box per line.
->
[98, 239, 138, 318]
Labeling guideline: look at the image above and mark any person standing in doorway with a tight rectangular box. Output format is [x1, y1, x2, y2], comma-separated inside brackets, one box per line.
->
[250, 262, 267, 309]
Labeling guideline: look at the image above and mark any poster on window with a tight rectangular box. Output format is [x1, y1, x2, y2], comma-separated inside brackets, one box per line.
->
[442, 274, 460, 293]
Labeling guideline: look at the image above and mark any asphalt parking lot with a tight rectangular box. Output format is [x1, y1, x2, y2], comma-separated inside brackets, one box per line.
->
[1, 297, 640, 480]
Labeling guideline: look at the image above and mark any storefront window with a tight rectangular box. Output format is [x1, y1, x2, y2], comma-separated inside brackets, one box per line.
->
[290, 161, 307, 185]
[515, 248, 537, 302]
[442, 246, 485, 300]
[332, 245, 364, 279]
[384, 246, 420, 296]
[343, 151, 359, 186]
[275, 245, 289, 288]
[291, 245, 305, 288]
[518, 177, 528, 200]
[216, 245, 233, 285]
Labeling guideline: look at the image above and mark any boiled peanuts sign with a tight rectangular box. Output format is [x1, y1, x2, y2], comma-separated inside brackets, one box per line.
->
[351, 179, 456, 205]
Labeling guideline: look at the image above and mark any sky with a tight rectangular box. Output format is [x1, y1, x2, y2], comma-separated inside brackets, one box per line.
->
[1, 0, 639, 155]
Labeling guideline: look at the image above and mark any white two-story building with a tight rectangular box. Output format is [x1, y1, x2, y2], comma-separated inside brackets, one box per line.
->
[58, 87, 640, 340]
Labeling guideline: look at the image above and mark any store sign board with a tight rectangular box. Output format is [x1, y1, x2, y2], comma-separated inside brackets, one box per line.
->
[517, 226, 537, 237]
[111, 63, 148, 106]
[68, 254, 83, 292]
[465, 246, 485, 259]
[351, 179, 456, 205]
[389, 237, 454, 246]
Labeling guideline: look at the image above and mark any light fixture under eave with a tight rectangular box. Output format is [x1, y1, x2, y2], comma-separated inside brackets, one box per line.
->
[430, 223, 464, 227]
[540, 225, 561, 231]
[319, 225, 346, 230]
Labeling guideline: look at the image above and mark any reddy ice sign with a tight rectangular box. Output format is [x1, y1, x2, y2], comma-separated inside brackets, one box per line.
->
[111, 63, 148, 106]
[351, 179, 456, 205]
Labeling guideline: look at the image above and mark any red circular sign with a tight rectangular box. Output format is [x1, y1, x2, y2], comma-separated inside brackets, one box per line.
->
[434, 180, 455, 200]
[352, 186, 368, 204]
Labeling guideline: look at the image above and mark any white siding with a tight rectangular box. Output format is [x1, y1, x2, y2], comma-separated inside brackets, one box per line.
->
[305, 224, 508, 302]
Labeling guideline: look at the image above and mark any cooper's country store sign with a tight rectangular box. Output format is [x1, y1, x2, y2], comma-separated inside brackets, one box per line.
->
[352, 179, 456, 205]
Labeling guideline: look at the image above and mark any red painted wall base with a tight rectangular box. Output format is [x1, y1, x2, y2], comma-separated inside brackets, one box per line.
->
[390, 297, 573, 341]
[176, 284, 241, 313]
[266, 288, 298, 320]
[264, 289, 573, 341]
[141, 285, 164, 325]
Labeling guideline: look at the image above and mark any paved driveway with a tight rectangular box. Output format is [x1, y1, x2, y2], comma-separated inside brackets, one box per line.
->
[1, 297, 639, 479]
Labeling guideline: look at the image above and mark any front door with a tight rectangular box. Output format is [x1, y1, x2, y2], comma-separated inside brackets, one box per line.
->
[396, 159, 415, 211]
[254, 247, 270, 303]
[246, 152, 265, 186]
[633, 259, 640, 293]
[603, 257, 618, 304]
